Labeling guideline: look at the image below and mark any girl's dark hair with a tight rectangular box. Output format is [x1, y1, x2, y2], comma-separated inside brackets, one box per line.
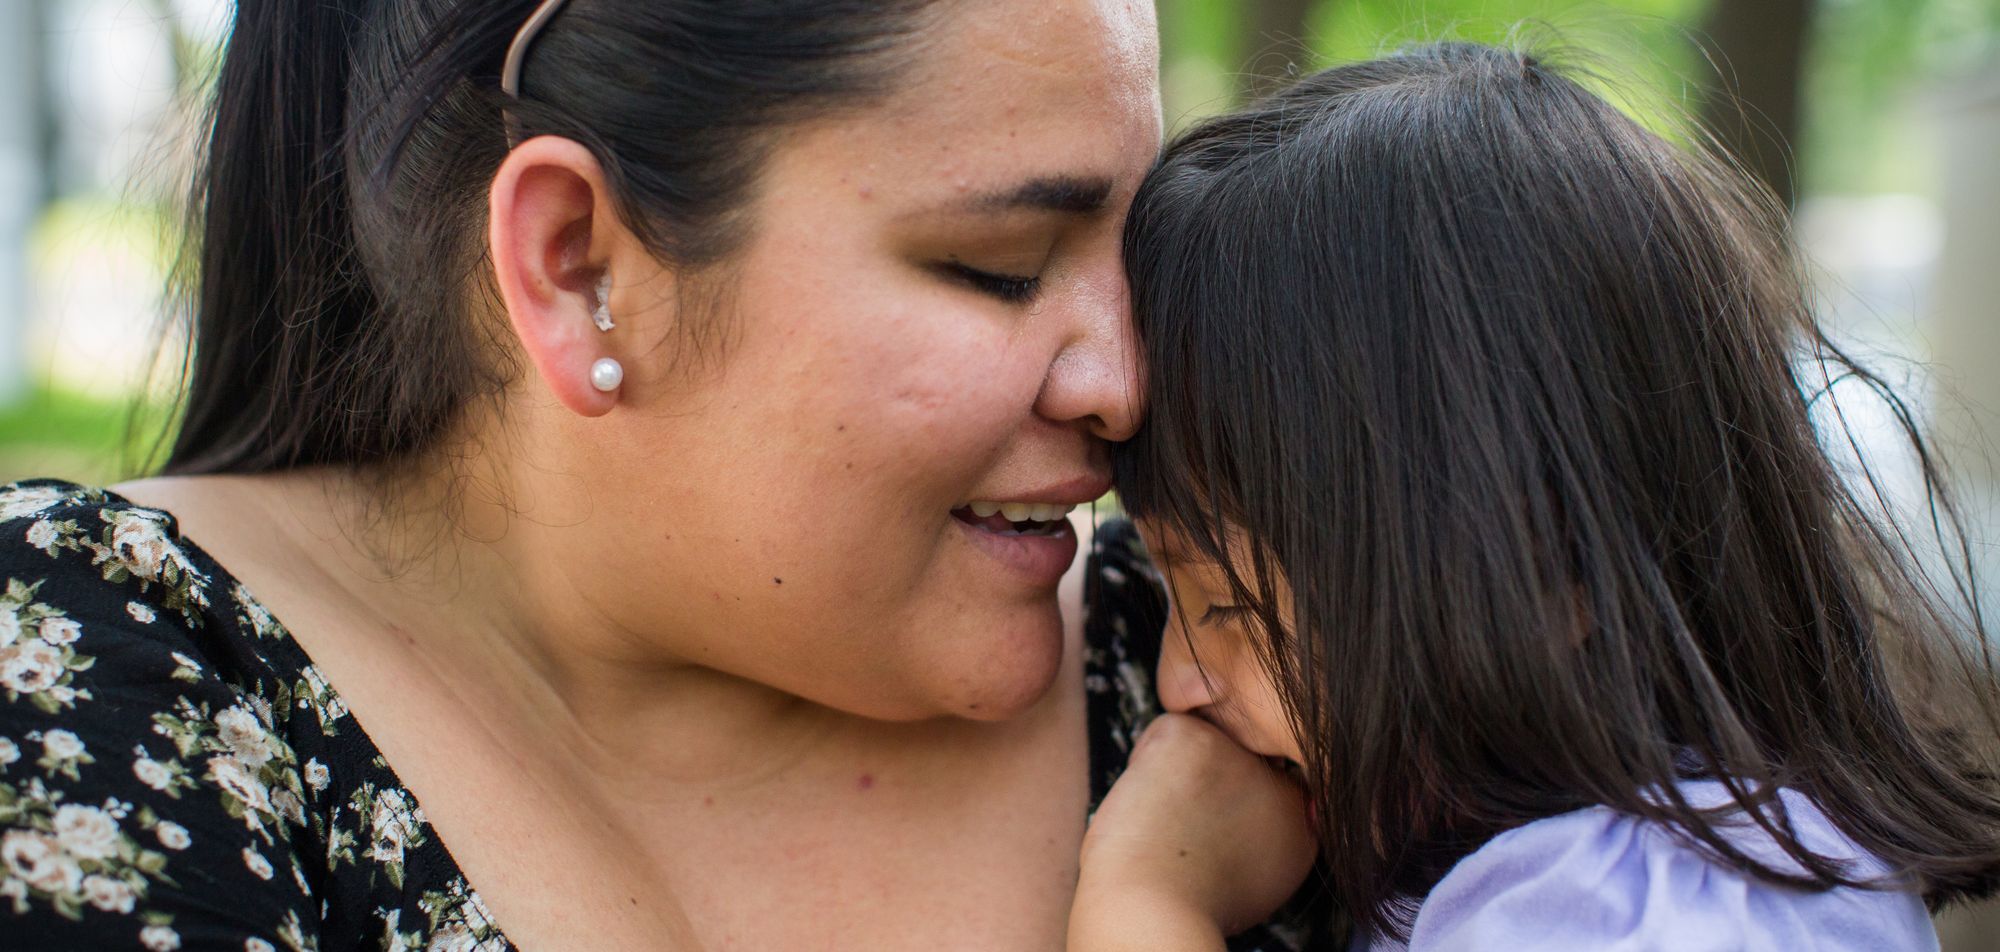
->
[167, 0, 938, 474]
[1115, 40, 2000, 939]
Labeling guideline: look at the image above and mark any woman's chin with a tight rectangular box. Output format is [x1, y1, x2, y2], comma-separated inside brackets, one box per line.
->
[922, 608, 1069, 723]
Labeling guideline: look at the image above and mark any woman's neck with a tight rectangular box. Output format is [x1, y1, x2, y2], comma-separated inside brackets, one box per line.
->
[117, 460, 1091, 951]
[127, 462, 871, 796]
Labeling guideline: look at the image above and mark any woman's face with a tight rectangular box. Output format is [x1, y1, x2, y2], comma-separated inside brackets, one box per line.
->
[1137, 520, 1305, 767]
[575, 0, 1161, 721]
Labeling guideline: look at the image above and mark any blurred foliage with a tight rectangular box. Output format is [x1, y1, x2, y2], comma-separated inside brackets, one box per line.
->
[1161, 0, 2000, 194]
[0, 383, 165, 486]
[1805, 0, 2000, 193]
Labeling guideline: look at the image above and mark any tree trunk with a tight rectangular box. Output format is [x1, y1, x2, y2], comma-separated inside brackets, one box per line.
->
[1241, 0, 1320, 101]
[1696, 0, 1816, 207]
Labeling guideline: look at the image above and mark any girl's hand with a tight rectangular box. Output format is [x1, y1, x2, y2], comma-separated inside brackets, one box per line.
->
[1069, 712, 1317, 950]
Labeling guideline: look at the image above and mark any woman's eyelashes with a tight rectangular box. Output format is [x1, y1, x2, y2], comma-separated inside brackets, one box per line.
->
[940, 260, 1043, 304]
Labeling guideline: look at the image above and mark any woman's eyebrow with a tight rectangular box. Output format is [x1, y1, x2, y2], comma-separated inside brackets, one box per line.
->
[941, 175, 1116, 216]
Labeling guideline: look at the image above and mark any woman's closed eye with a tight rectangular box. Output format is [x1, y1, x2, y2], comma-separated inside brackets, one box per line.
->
[940, 260, 1042, 304]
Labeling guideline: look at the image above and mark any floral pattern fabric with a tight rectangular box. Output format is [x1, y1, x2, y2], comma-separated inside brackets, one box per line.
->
[0, 481, 1307, 951]
[0, 481, 505, 951]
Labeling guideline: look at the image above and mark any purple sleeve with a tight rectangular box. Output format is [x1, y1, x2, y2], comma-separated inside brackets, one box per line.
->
[1367, 782, 1938, 952]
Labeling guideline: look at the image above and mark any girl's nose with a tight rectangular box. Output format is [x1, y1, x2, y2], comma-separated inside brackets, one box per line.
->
[1155, 623, 1218, 715]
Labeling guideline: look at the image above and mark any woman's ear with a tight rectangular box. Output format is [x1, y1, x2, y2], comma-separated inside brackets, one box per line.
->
[487, 136, 642, 417]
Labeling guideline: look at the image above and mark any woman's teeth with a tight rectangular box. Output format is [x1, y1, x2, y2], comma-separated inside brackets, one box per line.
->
[966, 501, 1076, 523]
[954, 501, 1077, 536]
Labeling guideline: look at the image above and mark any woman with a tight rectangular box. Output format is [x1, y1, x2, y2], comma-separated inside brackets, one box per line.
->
[0, 0, 1193, 948]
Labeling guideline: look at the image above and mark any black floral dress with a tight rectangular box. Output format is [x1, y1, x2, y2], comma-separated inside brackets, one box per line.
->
[0, 480, 1309, 951]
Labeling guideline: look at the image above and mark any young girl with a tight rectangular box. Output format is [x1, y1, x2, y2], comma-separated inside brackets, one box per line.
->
[1069, 41, 2000, 950]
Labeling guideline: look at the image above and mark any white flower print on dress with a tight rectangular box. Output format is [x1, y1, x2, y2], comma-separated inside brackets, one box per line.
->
[271, 786, 306, 826]
[37, 615, 80, 646]
[216, 705, 278, 769]
[140, 923, 182, 951]
[426, 921, 480, 952]
[304, 758, 330, 793]
[0, 586, 97, 713]
[369, 788, 418, 866]
[24, 519, 57, 553]
[40, 729, 85, 759]
[82, 873, 136, 913]
[276, 908, 313, 949]
[243, 847, 274, 880]
[1, 829, 80, 895]
[168, 650, 202, 683]
[91, 507, 212, 617]
[133, 756, 171, 790]
[0, 485, 64, 522]
[0, 735, 18, 769]
[1, 640, 63, 694]
[295, 664, 348, 732]
[51, 803, 122, 860]
[154, 821, 191, 851]
[127, 601, 156, 624]
[207, 753, 275, 822]
[105, 509, 175, 582]
[245, 938, 275, 952]
[232, 583, 282, 639]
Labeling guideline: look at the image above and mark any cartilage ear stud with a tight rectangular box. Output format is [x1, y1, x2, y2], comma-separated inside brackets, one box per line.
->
[592, 273, 615, 332]
[590, 357, 623, 392]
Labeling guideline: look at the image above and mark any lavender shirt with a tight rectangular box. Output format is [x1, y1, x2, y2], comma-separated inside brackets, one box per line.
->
[1363, 781, 1937, 951]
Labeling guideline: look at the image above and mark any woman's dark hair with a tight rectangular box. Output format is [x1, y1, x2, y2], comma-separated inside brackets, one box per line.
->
[166, 0, 940, 474]
[1115, 40, 2000, 940]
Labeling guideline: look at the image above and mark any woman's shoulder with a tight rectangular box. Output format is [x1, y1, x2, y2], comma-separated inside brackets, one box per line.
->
[1, 478, 218, 612]
[1386, 781, 1937, 951]
[0, 479, 333, 947]
[0, 478, 298, 695]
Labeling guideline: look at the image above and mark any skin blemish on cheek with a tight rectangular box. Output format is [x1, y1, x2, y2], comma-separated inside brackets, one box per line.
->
[773, 577, 783, 585]
[857, 773, 875, 791]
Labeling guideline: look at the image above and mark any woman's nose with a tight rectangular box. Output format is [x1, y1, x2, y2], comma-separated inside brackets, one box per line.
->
[1034, 276, 1144, 442]
[1155, 623, 1217, 715]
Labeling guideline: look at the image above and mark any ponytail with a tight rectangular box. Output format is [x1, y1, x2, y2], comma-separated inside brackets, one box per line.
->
[170, 0, 385, 473]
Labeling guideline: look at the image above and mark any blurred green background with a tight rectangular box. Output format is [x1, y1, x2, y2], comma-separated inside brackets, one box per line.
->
[1, 0, 1996, 944]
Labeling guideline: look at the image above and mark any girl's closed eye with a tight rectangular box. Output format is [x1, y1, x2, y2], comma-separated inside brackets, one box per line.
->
[1198, 604, 1247, 626]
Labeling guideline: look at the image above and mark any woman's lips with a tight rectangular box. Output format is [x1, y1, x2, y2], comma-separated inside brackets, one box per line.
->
[951, 510, 1079, 586]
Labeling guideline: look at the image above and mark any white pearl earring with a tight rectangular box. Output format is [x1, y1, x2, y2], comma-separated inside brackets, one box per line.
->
[590, 357, 623, 393]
